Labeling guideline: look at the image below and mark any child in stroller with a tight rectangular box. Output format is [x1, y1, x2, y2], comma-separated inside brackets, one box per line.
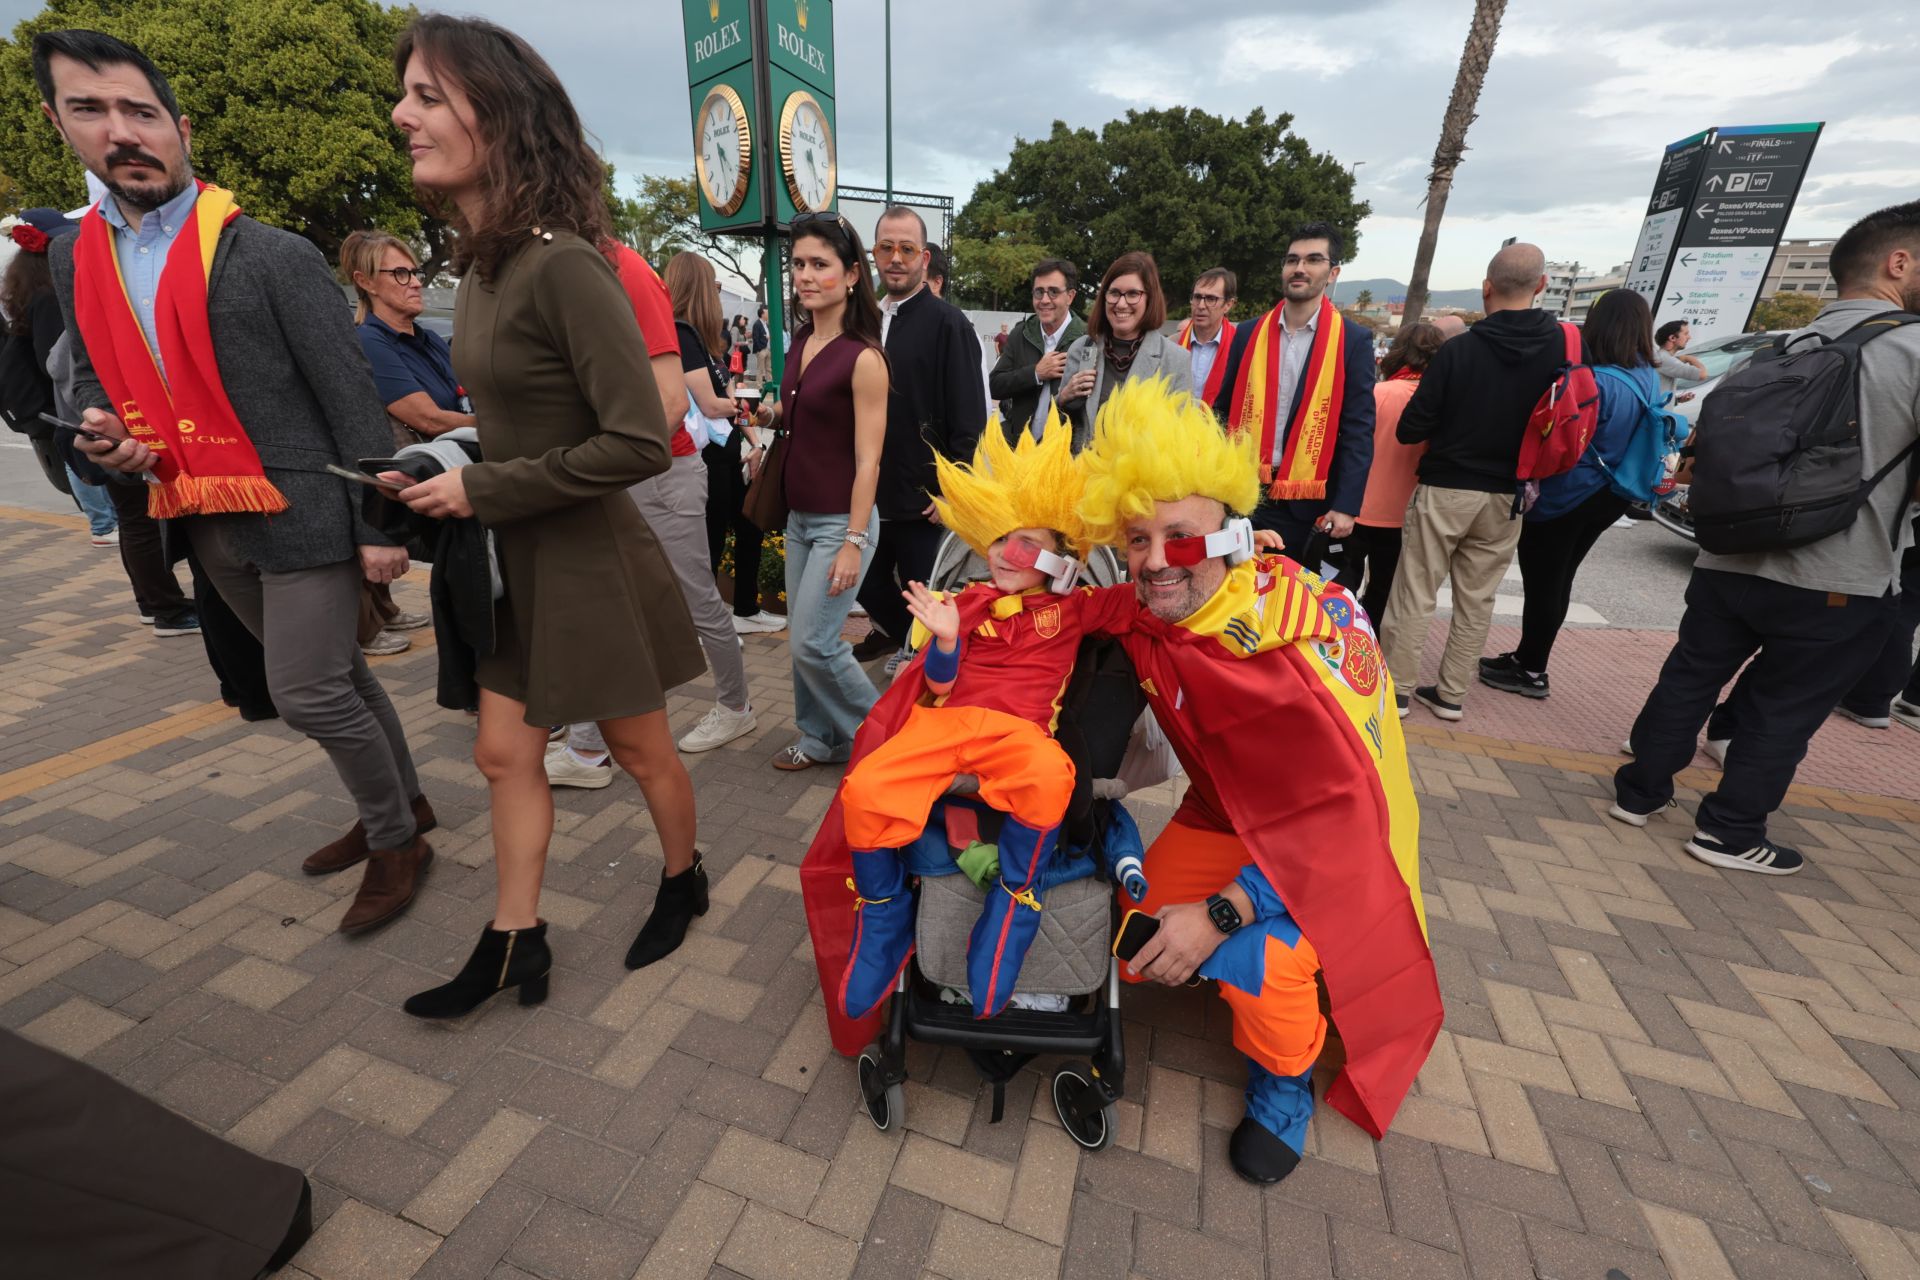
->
[834, 426, 1139, 1021]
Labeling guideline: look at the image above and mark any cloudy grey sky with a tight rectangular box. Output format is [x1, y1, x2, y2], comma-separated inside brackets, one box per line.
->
[13, 0, 1915, 290]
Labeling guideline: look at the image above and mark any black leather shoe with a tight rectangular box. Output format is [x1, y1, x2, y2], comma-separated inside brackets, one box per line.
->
[625, 855, 709, 969]
[1228, 1117, 1303, 1185]
[403, 922, 551, 1019]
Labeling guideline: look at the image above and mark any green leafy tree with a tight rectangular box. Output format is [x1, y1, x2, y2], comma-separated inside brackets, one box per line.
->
[1748, 291, 1822, 332]
[0, 0, 444, 270]
[612, 171, 766, 299]
[948, 195, 1050, 310]
[954, 107, 1366, 317]
[1353, 288, 1374, 310]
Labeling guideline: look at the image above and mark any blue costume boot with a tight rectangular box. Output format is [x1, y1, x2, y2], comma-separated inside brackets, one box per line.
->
[839, 848, 914, 1019]
[966, 816, 1059, 1018]
[1231, 1059, 1315, 1184]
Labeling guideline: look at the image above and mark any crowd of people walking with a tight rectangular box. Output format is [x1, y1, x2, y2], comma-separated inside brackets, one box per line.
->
[3, 11, 1918, 1272]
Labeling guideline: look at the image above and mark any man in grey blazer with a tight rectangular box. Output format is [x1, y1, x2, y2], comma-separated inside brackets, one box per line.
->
[38, 29, 433, 933]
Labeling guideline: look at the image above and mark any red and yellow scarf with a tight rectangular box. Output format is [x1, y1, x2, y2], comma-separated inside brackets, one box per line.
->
[72, 184, 287, 518]
[1175, 316, 1236, 402]
[1225, 295, 1346, 501]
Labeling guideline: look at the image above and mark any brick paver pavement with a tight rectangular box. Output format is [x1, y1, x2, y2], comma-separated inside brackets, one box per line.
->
[6, 503, 1920, 1280]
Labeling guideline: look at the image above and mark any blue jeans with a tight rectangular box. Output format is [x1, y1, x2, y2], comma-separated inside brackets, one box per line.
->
[68, 468, 117, 537]
[785, 508, 879, 761]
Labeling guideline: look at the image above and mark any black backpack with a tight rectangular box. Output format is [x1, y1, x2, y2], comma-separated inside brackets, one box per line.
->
[1689, 312, 1920, 555]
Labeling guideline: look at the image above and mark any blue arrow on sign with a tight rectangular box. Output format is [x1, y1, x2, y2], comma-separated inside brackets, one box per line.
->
[1668, 292, 1684, 306]
[1677, 253, 1696, 267]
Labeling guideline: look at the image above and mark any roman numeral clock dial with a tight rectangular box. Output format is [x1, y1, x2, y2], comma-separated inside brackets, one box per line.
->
[779, 90, 837, 214]
[695, 84, 751, 216]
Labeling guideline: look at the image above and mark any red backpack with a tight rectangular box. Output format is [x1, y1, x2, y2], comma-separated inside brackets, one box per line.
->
[1516, 322, 1600, 490]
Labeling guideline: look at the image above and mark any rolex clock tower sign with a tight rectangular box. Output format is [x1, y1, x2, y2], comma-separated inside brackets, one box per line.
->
[681, 0, 837, 234]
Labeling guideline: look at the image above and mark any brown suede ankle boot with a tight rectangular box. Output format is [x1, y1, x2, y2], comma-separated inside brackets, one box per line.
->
[303, 795, 437, 875]
[339, 835, 433, 934]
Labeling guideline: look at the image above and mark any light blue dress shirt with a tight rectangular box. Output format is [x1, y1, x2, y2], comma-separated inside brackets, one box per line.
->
[1188, 331, 1223, 391]
[97, 183, 202, 378]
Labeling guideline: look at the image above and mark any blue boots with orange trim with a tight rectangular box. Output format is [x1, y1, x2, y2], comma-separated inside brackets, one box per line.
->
[966, 816, 1060, 1018]
[839, 848, 915, 1019]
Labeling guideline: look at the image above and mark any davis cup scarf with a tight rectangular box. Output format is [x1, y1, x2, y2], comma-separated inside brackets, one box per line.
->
[71, 183, 287, 518]
[1175, 317, 1236, 403]
[1226, 294, 1346, 501]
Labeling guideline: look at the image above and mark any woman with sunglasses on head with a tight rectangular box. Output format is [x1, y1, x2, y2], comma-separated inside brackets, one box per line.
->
[770, 212, 888, 771]
[383, 14, 708, 1017]
[1056, 251, 1190, 449]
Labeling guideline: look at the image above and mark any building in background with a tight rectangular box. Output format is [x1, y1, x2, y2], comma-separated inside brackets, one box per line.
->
[1540, 261, 1582, 316]
[1568, 262, 1631, 323]
[1759, 238, 1836, 301]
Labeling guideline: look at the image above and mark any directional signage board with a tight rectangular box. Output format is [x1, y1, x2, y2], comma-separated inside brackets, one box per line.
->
[1656, 122, 1823, 345]
[1623, 132, 1709, 304]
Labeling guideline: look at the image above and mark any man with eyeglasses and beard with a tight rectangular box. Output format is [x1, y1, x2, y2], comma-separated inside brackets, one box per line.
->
[989, 257, 1086, 443]
[850, 206, 987, 672]
[1210, 222, 1377, 562]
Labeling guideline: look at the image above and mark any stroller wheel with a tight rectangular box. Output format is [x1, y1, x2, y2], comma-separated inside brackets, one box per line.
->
[858, 1050, 904, 1132]
[1051, 1067, 1115, 1151]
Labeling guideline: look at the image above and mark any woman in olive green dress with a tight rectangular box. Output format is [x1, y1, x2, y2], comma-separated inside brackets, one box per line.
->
[384, 15, 708, 1017]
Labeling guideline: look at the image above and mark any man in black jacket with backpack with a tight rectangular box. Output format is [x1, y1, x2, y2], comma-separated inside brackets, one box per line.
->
[1612, 200, 1920, 876]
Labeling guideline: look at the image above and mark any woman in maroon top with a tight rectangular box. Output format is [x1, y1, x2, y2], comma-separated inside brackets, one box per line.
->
[772, 213, 889, 770]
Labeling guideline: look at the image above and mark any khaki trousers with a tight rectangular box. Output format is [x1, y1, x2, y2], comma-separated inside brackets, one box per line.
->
[1380, 484, 1524, 705]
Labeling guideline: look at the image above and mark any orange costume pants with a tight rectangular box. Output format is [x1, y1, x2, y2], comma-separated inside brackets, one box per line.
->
[1122, 820, 1326, 1078]
[840, 705, 1075, 852]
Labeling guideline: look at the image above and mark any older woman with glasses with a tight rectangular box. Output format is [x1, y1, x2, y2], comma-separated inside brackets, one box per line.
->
[1056, 251, 1190, 449]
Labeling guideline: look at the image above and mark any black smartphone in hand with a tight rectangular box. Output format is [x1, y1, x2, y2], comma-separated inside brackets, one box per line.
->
[1113, 908, 1161, 963]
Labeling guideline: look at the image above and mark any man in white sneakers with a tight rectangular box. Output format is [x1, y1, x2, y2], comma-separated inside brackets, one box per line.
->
[1612, 200, 1920, 875]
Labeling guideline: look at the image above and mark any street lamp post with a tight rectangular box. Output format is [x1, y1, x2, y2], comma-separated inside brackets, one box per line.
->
[884, 0, 893, 205]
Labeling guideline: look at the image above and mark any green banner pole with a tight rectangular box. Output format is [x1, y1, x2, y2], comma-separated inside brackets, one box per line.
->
[764, 233, 785, 392]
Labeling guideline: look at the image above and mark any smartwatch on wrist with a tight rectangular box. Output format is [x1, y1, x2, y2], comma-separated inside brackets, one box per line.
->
[1205, 893, 1242, 936]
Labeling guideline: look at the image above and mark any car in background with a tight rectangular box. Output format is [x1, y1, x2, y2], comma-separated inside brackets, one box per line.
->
[417, 309, 454, 340]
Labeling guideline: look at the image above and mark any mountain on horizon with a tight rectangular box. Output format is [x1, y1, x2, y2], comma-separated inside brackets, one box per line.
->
[1332, 277, 1485, 311]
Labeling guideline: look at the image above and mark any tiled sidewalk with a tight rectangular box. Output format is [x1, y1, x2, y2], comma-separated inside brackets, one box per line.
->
[5, 504, 1920, 1280]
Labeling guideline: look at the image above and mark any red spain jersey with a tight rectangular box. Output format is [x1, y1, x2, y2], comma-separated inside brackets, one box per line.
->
[909, 583, 1136, 732]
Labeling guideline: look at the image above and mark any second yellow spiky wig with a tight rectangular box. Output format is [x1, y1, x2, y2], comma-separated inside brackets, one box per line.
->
[931, 411, 1090, 557]
[1078, 376, 1261, 546]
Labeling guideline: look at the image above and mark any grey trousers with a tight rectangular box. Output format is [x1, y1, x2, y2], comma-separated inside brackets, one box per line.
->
[629, 453, 751, 711]
[189, 521, 420, 848]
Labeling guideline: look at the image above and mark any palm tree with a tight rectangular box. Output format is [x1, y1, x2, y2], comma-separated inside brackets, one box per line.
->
[1403, 0, 1508, 327]
[1354, 288, 1375, 310]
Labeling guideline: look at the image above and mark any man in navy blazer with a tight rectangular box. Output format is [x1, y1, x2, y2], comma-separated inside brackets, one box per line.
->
[1210, 223, 1376, 561]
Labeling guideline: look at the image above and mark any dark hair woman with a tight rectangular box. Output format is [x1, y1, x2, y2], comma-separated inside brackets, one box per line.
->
[1349, 320, 1447, 623]
[768, 212, 888, 770]
[1056, 250, 1191, 449]
[0, 212, 116, 539]
[666, 252, 782, 635]
[383, 14, 708, 1016]
[1482, 289, 1658, 697]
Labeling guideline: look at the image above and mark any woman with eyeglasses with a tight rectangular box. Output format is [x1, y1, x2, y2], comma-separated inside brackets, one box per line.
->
[1056, 251, 1190, 449]
[769, 211, 888, 771]
[338, 230, 456, 657]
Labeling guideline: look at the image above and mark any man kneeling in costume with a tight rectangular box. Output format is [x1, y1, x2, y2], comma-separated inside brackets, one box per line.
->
[837, 423, 1135, 1020]
[1075, 379, 1441, 1184]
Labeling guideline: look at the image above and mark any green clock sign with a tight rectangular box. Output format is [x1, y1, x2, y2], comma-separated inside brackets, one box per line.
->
[681, 0, 837, 233]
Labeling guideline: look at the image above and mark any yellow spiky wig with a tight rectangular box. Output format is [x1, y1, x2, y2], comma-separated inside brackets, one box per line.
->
[930, 411, 1091, 558]
[1078, 376, 1261, 547]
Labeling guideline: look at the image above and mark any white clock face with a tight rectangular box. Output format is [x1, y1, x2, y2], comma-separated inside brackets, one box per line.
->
[699, 97, 740, 207]
[789, 102, 833, 210]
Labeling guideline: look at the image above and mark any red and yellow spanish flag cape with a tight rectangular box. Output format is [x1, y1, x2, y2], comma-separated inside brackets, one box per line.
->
[1226, 295, 1346, 502]
[1174, 317, 1236, 403]
[1123, 555, 1439, 1139]
[71, 183, 288, 518]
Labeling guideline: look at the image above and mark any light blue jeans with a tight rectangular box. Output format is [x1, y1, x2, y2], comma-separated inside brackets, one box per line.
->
[68, 467, 117, 537]
[785, 508, 880, 761]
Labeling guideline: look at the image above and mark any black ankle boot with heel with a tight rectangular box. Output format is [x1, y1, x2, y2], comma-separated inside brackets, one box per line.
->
[403, 921, 551, 1019]
[625, 854, 709, 970]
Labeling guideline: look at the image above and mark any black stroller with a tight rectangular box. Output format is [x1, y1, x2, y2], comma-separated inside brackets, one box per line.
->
[854, 538, 1150, 1152]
